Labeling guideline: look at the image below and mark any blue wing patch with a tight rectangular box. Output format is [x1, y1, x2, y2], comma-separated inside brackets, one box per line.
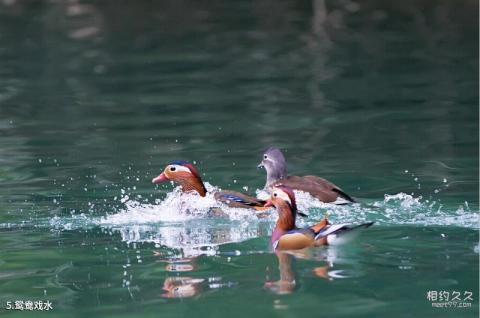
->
[220, 194, 248, 204]
[169, 160, 189, 166]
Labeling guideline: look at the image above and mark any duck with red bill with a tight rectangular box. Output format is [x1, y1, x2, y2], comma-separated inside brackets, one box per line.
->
[152, 160, 269, 212]
[266, 185, 373, 250]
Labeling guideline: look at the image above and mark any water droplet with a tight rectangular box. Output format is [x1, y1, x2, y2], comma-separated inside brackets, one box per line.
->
[443, 178, 447, 183]
[38, 158, 42, 163]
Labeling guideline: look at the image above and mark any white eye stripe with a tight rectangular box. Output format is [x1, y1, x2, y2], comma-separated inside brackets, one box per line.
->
[169, 165, 191, 173]
[274, 189, 291, 204]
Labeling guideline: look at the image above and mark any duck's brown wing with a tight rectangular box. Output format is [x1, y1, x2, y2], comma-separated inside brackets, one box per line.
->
[275, 176, 355, 203]
[214, 190, 267, 210]
[302, 175, 356, 203]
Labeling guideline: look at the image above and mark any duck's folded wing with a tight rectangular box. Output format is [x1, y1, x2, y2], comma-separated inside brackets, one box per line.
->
[276, 176, 338, 202]
[302, 175, 338, 189]
[277, 176, 355, 203]
[214, 190, 266, 209]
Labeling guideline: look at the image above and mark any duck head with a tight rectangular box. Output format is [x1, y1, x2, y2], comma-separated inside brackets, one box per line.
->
[152, 160, 207, 197]
[264, 185, 298, 230]
[258, 147, 287, 187]
[264, 185, 297, 213]
[264, 184, 308, 218]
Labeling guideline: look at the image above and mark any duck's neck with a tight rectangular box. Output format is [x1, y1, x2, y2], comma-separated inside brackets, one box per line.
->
[266, 166, 287, 187]
[271, 203, 296, 245]
[177, 176, 207, 197]
[275, 203, 296, 231]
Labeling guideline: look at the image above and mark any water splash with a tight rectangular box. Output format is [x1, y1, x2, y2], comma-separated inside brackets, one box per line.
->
[292, 191, 478, 229]
[92, 182, 273, 257]
[99, 182, 267, 225]
[18, 182, 471, 259]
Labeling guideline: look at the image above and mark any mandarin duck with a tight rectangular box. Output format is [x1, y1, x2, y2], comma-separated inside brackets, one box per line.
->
[264, 185, 373, 251]
[152, 160, 268, 211]
[258, 147, 356, 204]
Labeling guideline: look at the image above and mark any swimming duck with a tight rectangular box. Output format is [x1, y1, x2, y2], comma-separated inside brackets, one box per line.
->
[152, 160, 268, 211]
[258, 147, 356, 204]
[264, 185, 373, 250]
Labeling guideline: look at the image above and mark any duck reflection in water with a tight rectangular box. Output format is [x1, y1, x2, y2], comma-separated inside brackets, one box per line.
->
[162, 276, 205, 299]
[264, 250, 348, 295]
[155, 252, 233, 299]
[264, 252, 296, 294]
[153, 251, 202, 298]
[161, 273, 231, 299]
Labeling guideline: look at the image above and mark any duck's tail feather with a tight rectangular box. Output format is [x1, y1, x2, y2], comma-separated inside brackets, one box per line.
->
[332, 188, 356, 204]
[314, 222, 374, 241]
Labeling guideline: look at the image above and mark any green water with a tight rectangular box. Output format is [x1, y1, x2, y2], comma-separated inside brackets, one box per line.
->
[0, 1, 478, 317]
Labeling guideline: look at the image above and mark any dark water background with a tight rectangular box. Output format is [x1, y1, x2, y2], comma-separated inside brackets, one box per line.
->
[0, 0, 478, 317]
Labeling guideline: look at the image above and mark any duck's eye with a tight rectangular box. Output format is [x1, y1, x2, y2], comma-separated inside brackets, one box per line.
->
[273, 192, 278, 197]
[170, 167, 176, 172]
[263, 155, 268, 159]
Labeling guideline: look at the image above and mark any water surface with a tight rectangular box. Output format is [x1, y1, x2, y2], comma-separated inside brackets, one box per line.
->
[0, 1, 478, 317]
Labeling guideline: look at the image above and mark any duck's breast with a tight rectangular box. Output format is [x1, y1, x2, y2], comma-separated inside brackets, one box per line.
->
[276, 231, 315, 251]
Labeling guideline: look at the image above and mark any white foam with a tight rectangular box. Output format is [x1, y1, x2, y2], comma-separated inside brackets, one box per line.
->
[98, 183, 264, 226]
[41, 187, 478, 259]
[93, 183, 274, 257]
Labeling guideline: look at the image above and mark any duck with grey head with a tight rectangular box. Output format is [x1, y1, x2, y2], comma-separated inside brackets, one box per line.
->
[258, 147, 356, 204]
